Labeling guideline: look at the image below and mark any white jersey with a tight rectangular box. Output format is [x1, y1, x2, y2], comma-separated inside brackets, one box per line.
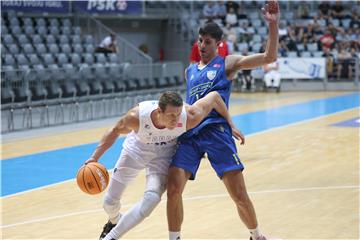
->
[123, 101, 187, 159]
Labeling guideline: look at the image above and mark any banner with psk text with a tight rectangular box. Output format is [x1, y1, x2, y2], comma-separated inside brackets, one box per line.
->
[1, 0, 70, 13]
[73, 0, 142, 15]
[278, 58, 326, 79]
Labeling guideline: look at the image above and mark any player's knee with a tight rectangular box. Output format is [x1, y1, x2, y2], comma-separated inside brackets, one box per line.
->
[103, 194, 121, 215]
[139, 191, 161, 218]
[167, 180, 183, 200]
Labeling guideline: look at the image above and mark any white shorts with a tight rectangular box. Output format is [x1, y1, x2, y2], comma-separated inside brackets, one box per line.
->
[264, 70, 281, 87]
[111, 149, 173, 185]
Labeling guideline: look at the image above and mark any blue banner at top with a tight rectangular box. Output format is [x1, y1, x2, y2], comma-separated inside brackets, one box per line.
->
[73, 0, 142, 15]
[1, 1, 70, 13]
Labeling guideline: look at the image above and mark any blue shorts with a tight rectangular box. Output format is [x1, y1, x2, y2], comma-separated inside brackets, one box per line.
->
[170, 123, 244, 180]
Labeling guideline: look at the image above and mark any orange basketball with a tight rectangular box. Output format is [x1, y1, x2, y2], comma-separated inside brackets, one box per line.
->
[76, 162, 109, 195]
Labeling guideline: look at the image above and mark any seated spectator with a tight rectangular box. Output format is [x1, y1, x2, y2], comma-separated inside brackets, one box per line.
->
[238, 48, 255, 92]
[225, 1, 239, 14]
[350, 28, 360, 43]
[226, 33, 238, 54]
[96, 34, 117, 54]
[331, 0, 344, 19]
[278, 40, 289, 57]
[297, 1, 310, 19]
[350, 12, 359, 29]
[263, 61, 281, 92]
[287, 30, 299, 53]
[318, 1, 331, 19]
[238, 22, 254, 43]
[319, 30, 335, 50]
[278, 22, 288, 41]
[322, 47, 334, 77]
[216, 1, 227, 23]
[336, 44, 354, 80]
[203, 2, 217, 21]
[236, 5, 248, 19]
[225, 7, 238, 27]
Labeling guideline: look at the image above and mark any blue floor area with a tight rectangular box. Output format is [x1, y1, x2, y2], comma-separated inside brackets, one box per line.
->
[1, 92, 359, 197]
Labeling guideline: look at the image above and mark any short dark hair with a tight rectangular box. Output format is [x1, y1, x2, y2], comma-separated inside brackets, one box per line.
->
[199, 22, 223, 42]
[158, 91, 183, 112]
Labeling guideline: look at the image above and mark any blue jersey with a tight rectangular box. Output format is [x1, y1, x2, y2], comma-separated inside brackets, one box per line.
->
[185, 56, 232, 137]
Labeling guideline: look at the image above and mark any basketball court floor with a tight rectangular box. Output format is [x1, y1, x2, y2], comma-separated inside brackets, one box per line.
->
[1, 91, 359, 239]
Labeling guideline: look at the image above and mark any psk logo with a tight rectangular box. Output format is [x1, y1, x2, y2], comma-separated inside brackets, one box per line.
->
[206, 70, 217, 80]
[145, 124, 150, 129]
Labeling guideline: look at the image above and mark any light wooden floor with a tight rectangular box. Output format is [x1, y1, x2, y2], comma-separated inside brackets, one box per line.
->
[1, 92, 359, 239]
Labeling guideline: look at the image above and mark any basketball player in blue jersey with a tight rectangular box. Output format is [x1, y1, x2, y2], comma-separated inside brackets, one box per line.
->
[167, 2, 280, 240]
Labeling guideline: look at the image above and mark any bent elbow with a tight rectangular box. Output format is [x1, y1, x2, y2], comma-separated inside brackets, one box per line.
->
[264, 54, 277, 64]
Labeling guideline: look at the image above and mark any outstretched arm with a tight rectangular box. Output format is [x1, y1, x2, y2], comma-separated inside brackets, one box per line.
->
[85, 107, 139, 164]
[186, 92, 245, 144]
[225, 1, 280, 79]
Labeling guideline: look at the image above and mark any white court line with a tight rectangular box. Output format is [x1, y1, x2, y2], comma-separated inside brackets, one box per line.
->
[2, 107, 358, 200]
[1, 185, 359, 229]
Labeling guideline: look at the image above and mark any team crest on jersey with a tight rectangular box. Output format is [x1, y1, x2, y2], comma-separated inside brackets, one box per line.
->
[206, 70, 217, 80]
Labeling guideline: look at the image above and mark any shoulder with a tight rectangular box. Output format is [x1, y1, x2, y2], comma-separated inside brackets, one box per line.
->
[125, 106, 140, 125]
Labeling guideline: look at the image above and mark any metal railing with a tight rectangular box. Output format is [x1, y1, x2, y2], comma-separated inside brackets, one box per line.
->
[1, 62, 184, 133]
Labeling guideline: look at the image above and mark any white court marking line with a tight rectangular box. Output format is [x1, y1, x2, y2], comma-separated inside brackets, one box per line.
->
[2, 107, 358, 200]
[1, 185, 359, 229]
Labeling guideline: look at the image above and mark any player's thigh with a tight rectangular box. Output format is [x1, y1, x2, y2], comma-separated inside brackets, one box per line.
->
[203, 124, 244, 178]
[112, 150, 145, 184]
[170, 138, 203, 180]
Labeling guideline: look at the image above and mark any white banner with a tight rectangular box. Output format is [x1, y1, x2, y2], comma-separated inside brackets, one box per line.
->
[278, 58, 326, 79]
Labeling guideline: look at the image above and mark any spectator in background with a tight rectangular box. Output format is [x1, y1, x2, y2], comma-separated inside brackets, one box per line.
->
[278, 40, 289, 57]
[322, 46, 334, 77]
[226, 33, 238, 54]
[239, 48, 255, 92]
[96, 33, 117, 54]
[225, 1, 239, 14]
[238, 21, 254, 43]
[331, 0, 344, 19]
[350, 28, 360, 43]
[278, 22, 288, 41]
[236, 4, 248, 19]
[297, 1, 310, 19]
[216, 1, 227, 24]
[263, 61, 281, 92]
[225, 7, 238, 27]
[287, 30, 298, 53]
[337, 44, 354, 80]
[319, 30, 335, 50]
[318, 1, 331, 19]
[203, 2, 217, 21]
[350, 12, 359, 29]
[139, 44, 149, 54]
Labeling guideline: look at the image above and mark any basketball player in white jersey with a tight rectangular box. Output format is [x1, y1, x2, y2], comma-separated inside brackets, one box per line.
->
[84, 91, 243, 240]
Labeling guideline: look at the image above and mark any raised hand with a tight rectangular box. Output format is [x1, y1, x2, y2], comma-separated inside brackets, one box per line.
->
[262, 0, 280, 24]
